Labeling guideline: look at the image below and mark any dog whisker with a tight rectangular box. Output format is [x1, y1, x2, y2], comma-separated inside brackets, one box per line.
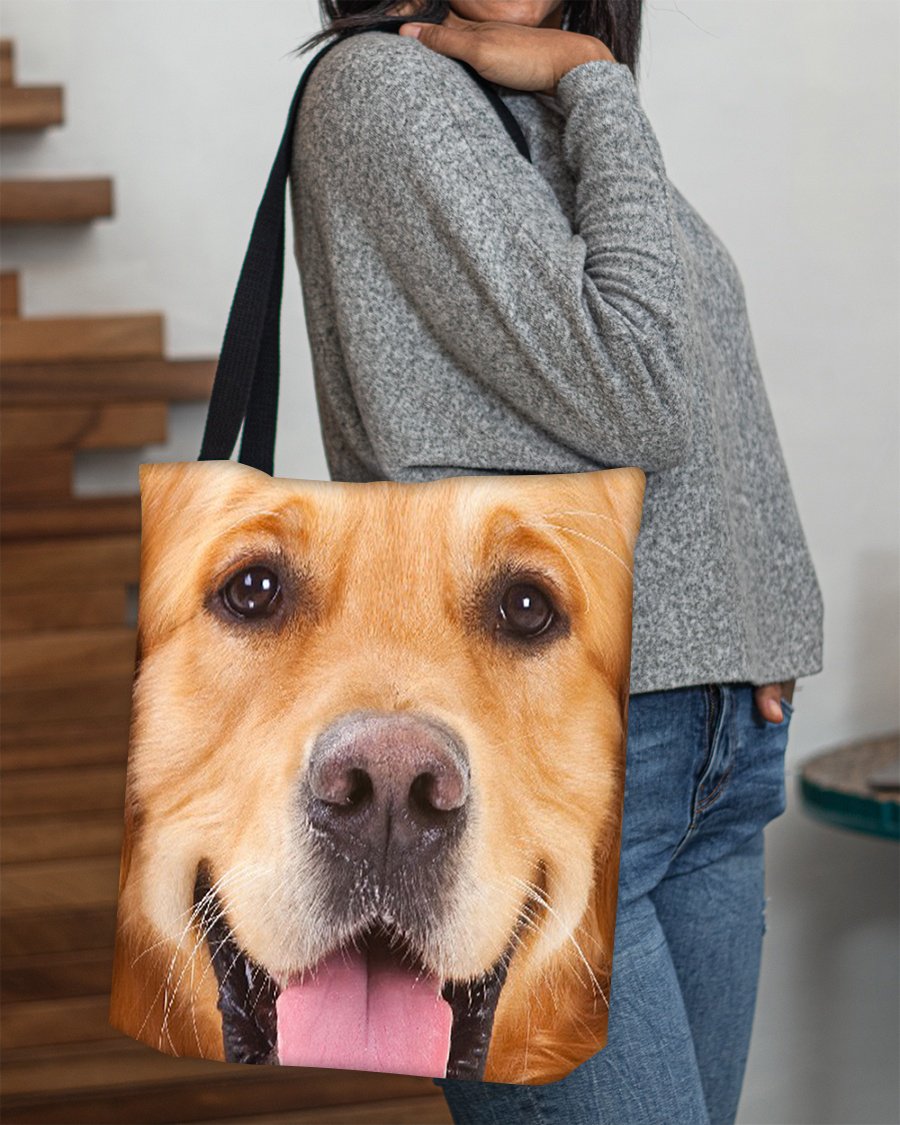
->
[187, 929, 241, 1014]
[510, 875, 609, 1012]
[142, 862, 262, 1047]
[131, 883, 237, 968]
[189, 871, 290, 1010]
[504, 847, 607, 957]
[243, 876, 294, 1017]
[161, 915, 235, 1052]
[160, 912, 230, 1051]
[542, 522, 634, 577]
[189, 949, 202, 1055]
[216, 943, 249, 997]
[541, 508, 632, 536]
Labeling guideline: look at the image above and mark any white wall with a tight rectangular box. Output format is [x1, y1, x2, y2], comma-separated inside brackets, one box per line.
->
[2, 3, 897, 1121]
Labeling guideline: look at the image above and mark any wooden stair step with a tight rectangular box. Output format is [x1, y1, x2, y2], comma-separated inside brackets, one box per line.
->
[0, 721, 129, 770]
[1, 716, 128, 750]
[0, 85, 64, 131]
[1, 401, 167, 451]
[1, 627, 137, 691]
[1, 356, 216, 403]
[1, 39, 13, 86]
[1, 996, 116, 1051]
[1, 810, 123, 862]
[0, 907, 117, 957]
[1, 270, 19, 315]
[1, 587, 130, 632]
[0, 856, 120, 914]
[0, 764, 126, 820]
[2, 1094, 450, 1125]
[0, 178, 113, 224]
[1, 495, 142, 542]
[0, 450, 73, 501]
[0, 1036, 433, 1102]
[1, 948, 113, 1003]
[1, 314, 163, 364]
[203, 1103, 452, 1125]
[1, 534, 140, 591]
[0, 678, 134, 728]
[0, 1038, 221, 1097]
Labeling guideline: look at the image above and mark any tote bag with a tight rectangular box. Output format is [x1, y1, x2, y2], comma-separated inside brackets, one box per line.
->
[109, 24, 646, 1087]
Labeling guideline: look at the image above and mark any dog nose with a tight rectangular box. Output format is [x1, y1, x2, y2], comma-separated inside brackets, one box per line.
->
[305, 711, 470, 865]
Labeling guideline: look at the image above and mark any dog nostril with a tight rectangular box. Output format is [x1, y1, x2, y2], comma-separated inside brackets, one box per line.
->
[410, 767, 466, 816]
[313, 760, 373, 808]
[343, 768, 373, 809]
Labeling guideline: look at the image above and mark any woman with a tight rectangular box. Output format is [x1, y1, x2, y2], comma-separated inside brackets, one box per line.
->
[290, 2, 824, 1122]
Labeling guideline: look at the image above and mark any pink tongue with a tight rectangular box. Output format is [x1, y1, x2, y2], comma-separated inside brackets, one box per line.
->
[276, 938, 454, 1078]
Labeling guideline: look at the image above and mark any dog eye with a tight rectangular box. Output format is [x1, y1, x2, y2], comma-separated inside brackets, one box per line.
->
[220, 565, 281, 619]
[497, 582, 555, 638]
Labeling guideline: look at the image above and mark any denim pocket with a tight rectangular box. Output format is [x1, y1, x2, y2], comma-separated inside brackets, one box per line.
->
[758, 698, 791, 822]
[738, 686, 790, 828]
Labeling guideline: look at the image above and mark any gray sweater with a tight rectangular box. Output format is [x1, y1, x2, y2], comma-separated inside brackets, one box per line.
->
[289, 30, 824, 694]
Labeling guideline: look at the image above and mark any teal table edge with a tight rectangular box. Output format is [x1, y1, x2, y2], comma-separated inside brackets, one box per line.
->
[799, 776, 900, 841]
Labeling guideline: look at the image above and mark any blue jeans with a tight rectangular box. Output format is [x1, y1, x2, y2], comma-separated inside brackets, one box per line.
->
[434, 681, 792, 1125]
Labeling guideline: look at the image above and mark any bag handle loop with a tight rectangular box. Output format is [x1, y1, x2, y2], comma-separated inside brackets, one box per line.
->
[198, 23, 532, 475]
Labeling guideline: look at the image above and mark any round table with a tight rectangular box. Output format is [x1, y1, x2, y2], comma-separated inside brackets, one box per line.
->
[800, 733, 900, 840]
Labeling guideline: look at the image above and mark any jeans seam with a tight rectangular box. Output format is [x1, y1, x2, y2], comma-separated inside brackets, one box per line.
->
[670, 684, 715, 859]
[672, 684, 719, 860]
[697, 761, 733, 811]
[697, 685, 730, 811]
[701, 684, 721, 780]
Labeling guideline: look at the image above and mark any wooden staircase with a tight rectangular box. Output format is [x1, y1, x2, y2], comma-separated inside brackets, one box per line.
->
[0, 38, 453, 1125]
[0, 39, 61, 131]
[0, 39, 111, 225]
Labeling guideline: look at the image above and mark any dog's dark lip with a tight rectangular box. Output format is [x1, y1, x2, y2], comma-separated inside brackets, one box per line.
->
[195, 867, 278, 1065]
[193, 866, 533, 1078]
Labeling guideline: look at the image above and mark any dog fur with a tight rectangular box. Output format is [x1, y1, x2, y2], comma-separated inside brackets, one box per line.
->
[110, 459, 645, 1085]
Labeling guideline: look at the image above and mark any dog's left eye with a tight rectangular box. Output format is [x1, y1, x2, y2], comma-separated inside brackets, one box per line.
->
[497, 582, 555, 638]
[220, 566, 281, 619]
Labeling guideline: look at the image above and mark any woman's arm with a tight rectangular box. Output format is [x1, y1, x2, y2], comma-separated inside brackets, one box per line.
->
[397, 8, 616, 95]
[295, 32, 695, 471]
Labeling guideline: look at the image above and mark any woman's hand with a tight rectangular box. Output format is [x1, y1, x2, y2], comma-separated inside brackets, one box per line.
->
[754, 679, 796, 724]
[397, 10, 615, 96]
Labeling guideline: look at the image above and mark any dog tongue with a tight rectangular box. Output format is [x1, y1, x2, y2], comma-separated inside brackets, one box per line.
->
[276, 935, 454, 1078]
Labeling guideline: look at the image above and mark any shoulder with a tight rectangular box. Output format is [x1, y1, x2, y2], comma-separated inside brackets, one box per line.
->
[305, 30, 461, 109]
[296, 31, 484, 157]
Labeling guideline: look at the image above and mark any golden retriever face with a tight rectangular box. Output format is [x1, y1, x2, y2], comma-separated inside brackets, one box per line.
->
[110, 460, 645, 1085]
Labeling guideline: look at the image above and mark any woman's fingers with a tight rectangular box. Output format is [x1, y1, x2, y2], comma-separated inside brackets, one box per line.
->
[398, 17, 478, 61]
[754, 681, 791, 723]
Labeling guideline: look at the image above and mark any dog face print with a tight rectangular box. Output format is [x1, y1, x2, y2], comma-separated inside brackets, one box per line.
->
[110, 460, 644, 1085]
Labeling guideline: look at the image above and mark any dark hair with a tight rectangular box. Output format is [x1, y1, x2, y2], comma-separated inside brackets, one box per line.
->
[296, 1, 643, 79]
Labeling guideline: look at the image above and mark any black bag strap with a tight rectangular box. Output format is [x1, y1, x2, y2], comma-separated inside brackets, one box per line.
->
[198, 23, 532, 475]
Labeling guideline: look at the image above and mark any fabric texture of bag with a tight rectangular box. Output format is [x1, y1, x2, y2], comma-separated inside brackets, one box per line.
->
[109, 23, 646, 1087]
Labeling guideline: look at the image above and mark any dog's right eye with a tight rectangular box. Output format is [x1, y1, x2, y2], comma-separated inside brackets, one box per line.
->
[220, 565, 281, 619]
